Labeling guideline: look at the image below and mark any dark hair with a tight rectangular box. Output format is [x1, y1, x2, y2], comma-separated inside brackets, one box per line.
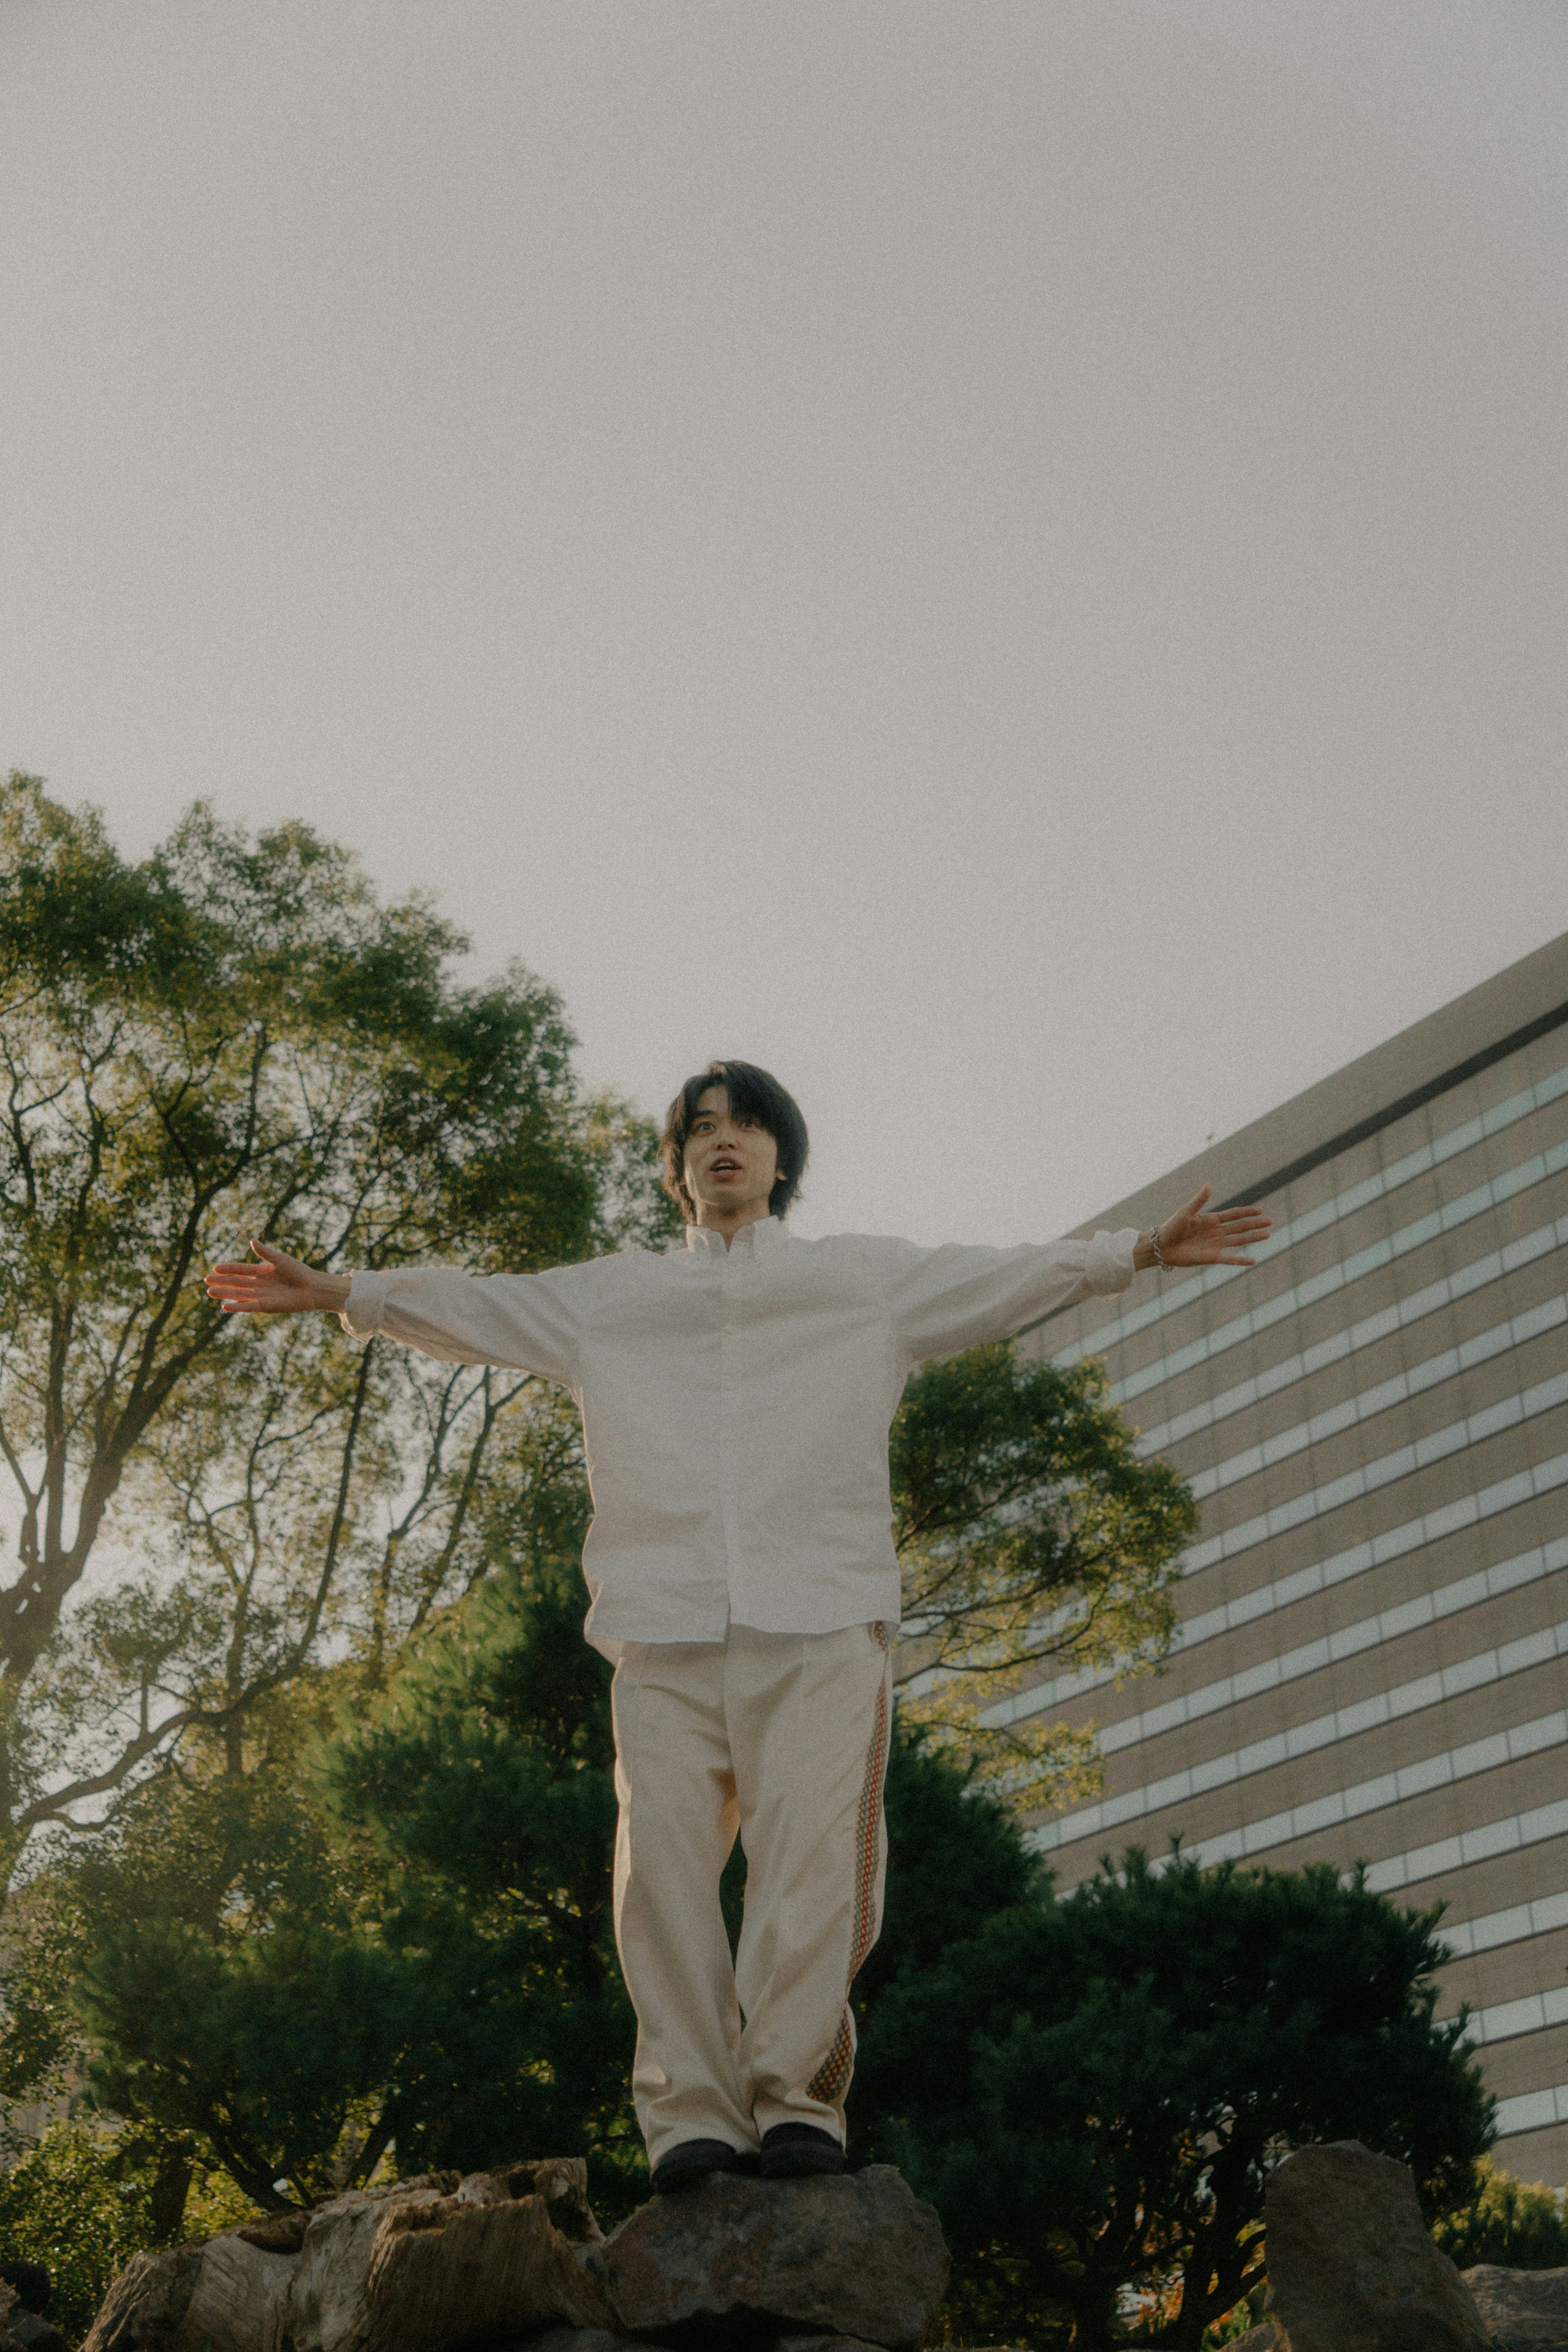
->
[660, 1060, 809, 1224]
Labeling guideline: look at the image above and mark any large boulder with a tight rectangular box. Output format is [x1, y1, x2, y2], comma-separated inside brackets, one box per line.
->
[1265, 2141, 1493, 2352]
[592, 2165, 949, 2351]
[1461, 2263, 1568, 2350]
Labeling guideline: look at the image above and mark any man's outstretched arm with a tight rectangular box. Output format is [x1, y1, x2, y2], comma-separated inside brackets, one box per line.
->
[204, 1241, 585, 1384]
[885, 1185, 1275, 1367]
[205, 1241, 350, 1316]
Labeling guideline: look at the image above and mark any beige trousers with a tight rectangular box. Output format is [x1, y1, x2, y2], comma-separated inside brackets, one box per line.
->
[610, 1619, 893, 2168]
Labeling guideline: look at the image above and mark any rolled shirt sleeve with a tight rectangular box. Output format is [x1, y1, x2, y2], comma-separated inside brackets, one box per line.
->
[339, 1261, 590, 1388]
[886, 1227, 1140, 1367]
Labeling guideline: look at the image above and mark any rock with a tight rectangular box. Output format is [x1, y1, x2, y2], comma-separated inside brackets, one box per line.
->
[512, 2332, 664, 2352]
[82, 2156, 615, 2352]
[355, 2187, 616, 2351]
[484, 2157, 607, 2246]
[80, 2235, 296, 2352]
[776, 2338, 894, 2352]
[595, 2165, 950, 2351]
[1265, 2140, 1493, 2352]
[80, 2246, 207, 2352]
[1228, 2329, 1277, 2351]
[286, 2178, 452, 2349]
[1461, 2263, 1568, 2349]
[5, 2314, 69, 2352]
[285, 2164, 615, 2352]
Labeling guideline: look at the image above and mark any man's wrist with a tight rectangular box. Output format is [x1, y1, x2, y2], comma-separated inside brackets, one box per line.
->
[315, 1270, 353, 1312]
[1134, 1227, 1173, 1274]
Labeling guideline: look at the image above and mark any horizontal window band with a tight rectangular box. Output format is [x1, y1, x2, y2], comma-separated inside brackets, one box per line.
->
[997, 1537, 1568, 1759]
[1136, 1215, 1568, 1459]
[1450, 1982, 1568, 2052]
[1494, 2080, 1568, 2141]
[1031, 1705, 1568, 1867]
[1033, 1625, 1568, 1853]
[1075, 1140, 1568, 1414]
[989, 1458, 1568, 1735]
[1438, 1880, 1568, 1965]
[1112, 1790, 1568, 1904]
[1363, 1793, 1568, 1899]
[1181, 1293, 1568, 1508]
[1180, 1369, 1568, 1579]
[1037, 1059, 1568, 1368]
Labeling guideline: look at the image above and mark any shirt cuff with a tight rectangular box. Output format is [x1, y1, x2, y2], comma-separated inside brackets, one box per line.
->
[1084, 1227, 1140, 1296]
[339, 1269, 392, 1340]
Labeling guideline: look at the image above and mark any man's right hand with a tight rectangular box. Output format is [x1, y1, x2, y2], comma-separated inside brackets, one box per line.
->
[205, 1240, 352, 1316]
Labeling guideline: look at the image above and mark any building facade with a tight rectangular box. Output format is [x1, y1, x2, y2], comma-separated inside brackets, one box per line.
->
[1009, 931, 1568, 2181]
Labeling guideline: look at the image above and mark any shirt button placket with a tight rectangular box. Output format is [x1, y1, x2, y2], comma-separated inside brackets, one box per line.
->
[718, 1252, 740, 1591]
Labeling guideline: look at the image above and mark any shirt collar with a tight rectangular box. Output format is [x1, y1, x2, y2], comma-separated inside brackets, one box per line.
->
[681, 1216, 785, 1258]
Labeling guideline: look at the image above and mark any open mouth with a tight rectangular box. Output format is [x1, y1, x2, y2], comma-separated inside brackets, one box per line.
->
[712, 1158, 741, 1174]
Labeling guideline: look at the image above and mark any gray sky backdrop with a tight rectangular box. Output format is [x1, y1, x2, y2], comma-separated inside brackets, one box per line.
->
[3, 1, 1565, 1248]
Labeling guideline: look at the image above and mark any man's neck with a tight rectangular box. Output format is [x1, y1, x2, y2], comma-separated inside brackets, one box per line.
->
[692, 1201, 773, 1250]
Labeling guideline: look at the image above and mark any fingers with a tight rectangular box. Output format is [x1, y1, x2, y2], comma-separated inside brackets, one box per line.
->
[1172, 1184, 1212, 1229]
[204, 1271, 272, 1313]
[204, 1240, 297, 1314]
[1152, 1186, 1274, 1271]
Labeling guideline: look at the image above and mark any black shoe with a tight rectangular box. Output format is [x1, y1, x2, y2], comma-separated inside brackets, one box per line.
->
[651, 2138, 753, 2194]
[759, 2122, 846, 2180]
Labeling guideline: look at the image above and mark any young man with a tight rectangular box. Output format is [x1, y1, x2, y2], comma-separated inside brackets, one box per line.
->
[206, 1059, 1271, 2191]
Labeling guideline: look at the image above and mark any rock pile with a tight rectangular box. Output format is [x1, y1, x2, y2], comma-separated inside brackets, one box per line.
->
[80, 2156, 949, 2352]
[1460, 2264, 1568, 2352]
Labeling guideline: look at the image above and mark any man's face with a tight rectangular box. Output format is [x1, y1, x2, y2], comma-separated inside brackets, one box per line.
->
[683, 1085, 780, 1223]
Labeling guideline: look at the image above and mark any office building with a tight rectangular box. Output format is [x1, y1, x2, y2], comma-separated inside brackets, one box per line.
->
[1011, 932, 1568, 2180]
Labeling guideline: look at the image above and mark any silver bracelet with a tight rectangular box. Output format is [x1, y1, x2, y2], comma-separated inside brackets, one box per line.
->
[1148, 1225, 1172, 1273]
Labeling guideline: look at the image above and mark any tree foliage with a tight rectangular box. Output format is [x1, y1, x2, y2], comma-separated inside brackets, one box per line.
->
[1431, 2152, 1568, 2272]
[0, 774, 673, 1887]
[0, 2119, 252, 2344]
[853, 1847, 1495, 2350]
[889, 1341, 1196, 1805]
[23, 1542, 1039, 2223]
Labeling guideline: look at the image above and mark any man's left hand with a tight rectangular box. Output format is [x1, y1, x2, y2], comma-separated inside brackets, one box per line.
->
[1133, 1186, 1272, 1272]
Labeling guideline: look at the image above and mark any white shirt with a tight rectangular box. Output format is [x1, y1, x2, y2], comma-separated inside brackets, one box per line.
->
[341, 1218, 1140, 1650]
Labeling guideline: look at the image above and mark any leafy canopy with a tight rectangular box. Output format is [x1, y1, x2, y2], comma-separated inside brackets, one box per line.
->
[890, 1341, 1196, 1806]
[854, 1846, 1495, 2350]
[0, 774, 673, 1886]
[45, 1546, 1041, 2220]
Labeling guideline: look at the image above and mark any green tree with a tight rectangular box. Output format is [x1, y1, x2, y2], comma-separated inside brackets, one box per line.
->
[889, 1342, 1196, 1806]
[0, 2122, 159, 2343]
[0, 774, 672, 1892]
[854, 1848, 1494, 2350]
[0, 2118, 252, 2345]
[1432, 2153, 1568, 2272]
[40, 1536, 1044, 2219]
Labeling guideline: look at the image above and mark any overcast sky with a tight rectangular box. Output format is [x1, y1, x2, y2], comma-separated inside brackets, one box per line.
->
[3, 1, 1564, 1247]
